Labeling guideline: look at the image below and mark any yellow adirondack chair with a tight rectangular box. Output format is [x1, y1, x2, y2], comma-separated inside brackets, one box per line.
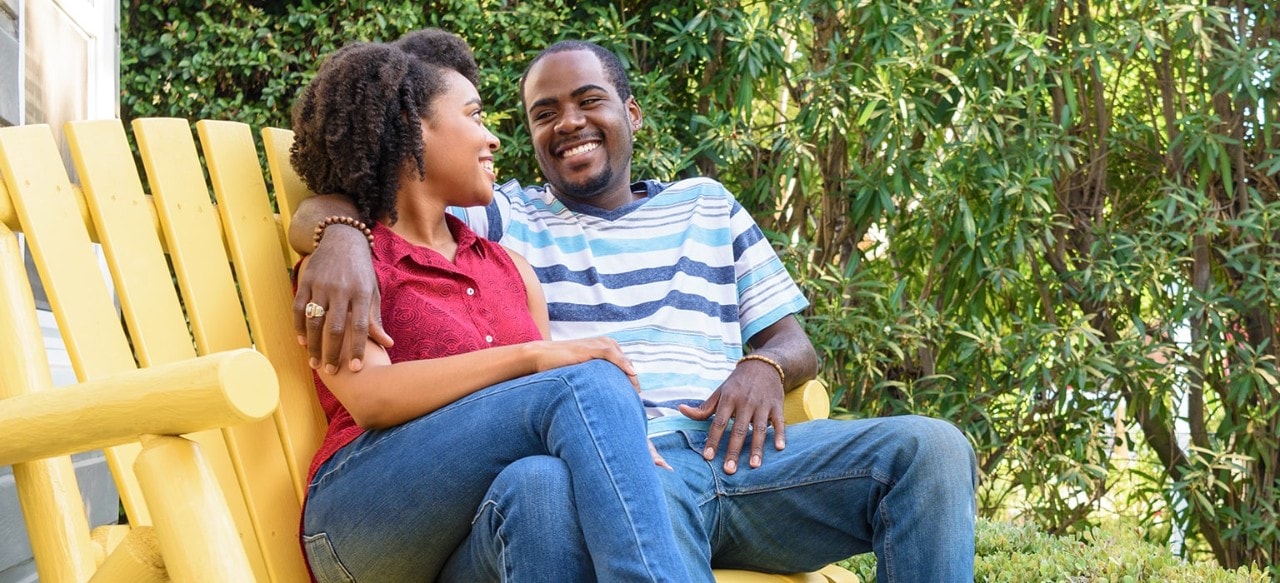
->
[0, 118, 857, 583]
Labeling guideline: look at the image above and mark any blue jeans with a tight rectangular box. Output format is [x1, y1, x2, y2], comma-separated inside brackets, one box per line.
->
[302, 360, 691, 582]
[653, 415, 977, 582]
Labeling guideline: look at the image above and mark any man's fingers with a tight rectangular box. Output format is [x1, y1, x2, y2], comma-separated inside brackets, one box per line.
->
[772, 408, 787, 451]
[722, 409, 751, 474]
[320, 302, 349, 374]
[346, 291, 372, 372]
[748, 410, 770, 469]
[303, 297, 327, 367]
[292, 289, 312, 345]
[703, 400, 733, 462]
[367, 290, 393, 349]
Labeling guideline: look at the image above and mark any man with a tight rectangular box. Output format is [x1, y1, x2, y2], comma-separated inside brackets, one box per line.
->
[291, 38, 978, 581]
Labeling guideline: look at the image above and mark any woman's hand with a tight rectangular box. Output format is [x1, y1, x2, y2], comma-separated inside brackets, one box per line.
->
[528, 337, 640, 391]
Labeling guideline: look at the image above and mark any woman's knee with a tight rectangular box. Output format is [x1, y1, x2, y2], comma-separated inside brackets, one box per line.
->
[556, 360, 645, 413]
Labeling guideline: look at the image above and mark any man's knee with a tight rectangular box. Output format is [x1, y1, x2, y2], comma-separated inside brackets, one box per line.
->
[895, 415, 977, 486]
[484, 456, 576, 527]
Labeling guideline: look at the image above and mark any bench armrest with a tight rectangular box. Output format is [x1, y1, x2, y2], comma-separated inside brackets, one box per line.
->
[0, 349, 278, 466]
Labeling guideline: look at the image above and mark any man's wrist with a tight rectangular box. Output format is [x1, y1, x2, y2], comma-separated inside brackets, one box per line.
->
[738, 353, 785, 387]
[314, 215, 374, 250]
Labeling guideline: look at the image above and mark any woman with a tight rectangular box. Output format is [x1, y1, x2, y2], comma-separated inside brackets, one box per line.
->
[290, 30, 688, 582]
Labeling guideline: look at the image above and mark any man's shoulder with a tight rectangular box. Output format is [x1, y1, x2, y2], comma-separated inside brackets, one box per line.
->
[652, 176, 732, 196]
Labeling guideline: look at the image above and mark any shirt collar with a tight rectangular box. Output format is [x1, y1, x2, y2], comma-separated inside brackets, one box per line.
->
[372, 214, 484, 265]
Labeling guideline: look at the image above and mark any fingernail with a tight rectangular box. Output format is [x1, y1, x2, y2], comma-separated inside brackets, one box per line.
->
[725, 459, 737, 473]
[325, 364, 338, 375]
[297, 335, 306, 345]
[309, 357, 319, 369]
[751, 454, 761, 467]
[703, 447, 714, 460]
[350, 358, 363, 372]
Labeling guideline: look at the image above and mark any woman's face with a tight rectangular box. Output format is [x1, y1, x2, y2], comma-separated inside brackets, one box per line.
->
[419, 69, 500, 207]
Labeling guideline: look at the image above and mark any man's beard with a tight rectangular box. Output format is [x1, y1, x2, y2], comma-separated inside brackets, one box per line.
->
[556, 164, 614, 202]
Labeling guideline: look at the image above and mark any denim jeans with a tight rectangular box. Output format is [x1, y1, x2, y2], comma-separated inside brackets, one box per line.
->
[652, 415, 978, 583]
[302, 360, 691, 582]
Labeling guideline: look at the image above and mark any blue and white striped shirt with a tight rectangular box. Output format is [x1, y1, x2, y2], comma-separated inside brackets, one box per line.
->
[451, 177, 809, 433]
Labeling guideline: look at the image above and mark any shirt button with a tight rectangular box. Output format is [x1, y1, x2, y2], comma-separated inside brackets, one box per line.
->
[485, 335, 494, 343]
[466, 288, 475, 296]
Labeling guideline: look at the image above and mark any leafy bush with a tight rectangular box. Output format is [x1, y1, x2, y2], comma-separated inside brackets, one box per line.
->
[838, 519, 1269, 582]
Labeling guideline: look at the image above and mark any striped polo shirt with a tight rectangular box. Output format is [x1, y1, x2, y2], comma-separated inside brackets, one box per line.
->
[451, 177, 809, 434]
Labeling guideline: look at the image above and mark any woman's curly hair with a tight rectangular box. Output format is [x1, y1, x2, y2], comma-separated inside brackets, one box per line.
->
[290, 29, 479, 225]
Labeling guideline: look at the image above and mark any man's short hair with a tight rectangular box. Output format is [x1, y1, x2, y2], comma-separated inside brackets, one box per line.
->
[519, 40, 632, 109]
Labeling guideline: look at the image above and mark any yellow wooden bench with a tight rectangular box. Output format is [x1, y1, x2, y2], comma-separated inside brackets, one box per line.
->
[0, 118, 856, 583]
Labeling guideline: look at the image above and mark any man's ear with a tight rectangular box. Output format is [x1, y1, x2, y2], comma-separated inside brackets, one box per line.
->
[626, 96, 643, 131]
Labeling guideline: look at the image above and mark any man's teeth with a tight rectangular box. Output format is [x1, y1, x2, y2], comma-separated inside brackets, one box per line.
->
[481, 160, 494, 173]
[562, 142, 600, 157]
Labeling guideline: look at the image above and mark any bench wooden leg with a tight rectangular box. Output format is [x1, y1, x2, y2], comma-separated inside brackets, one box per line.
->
[133, 435, 254, 582]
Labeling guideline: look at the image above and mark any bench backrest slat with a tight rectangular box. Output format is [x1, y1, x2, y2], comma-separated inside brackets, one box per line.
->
[133, 117, 310, 582]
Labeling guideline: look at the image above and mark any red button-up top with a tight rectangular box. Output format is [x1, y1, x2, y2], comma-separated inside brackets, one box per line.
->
[306, 215, 543, 483]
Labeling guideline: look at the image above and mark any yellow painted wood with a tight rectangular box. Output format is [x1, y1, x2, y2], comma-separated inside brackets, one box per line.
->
[134, 117, 309, 582]
[89, 524, 131, 563]
[133, 435, 255, 583]
[0, 178, 105, 242]
[0, 349, 276, 465]
[785, 380, 831, 424]
[197, 120, 325, 498]
[818, 564, 862, 583]
[0, 223, 97, 582]
[262, 127, 308, 266]
[89, 527, 167, 583]
[716, 570, 833, 582]
[0, 123, 151, 525]
[67, 118, 274, 581]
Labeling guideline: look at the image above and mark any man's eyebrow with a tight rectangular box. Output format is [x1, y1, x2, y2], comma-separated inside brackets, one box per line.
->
[570, 84, 609, 98]
[466, 97, 483, 107]
[527, 85, 610, 112]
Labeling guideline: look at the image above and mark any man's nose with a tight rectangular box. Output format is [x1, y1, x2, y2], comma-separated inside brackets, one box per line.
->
[555, 107, 586, 133]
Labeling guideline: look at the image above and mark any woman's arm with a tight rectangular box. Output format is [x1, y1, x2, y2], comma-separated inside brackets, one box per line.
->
[320, 335, 634, 429]
[302, 257, 636, 429]
[504, 247, 550, 340]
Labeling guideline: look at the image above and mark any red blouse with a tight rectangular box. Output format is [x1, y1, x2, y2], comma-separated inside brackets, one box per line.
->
[306, 215, 543, 483]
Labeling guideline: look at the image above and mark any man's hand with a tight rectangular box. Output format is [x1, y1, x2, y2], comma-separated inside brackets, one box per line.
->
[292, 225, 392, 373]
[678, 359, 786, 475]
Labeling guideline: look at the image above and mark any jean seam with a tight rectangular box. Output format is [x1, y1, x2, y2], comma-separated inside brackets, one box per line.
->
[561, 373, 670, 582]
[880, 496, 895, 583]
[302, 532, 357, 583]
[719, 468, 890, 497]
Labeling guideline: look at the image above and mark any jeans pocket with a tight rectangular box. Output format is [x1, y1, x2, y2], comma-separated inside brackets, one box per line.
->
[303, 532, 357, 583]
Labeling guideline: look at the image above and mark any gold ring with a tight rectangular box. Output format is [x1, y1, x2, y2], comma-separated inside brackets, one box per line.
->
[305, 302, 326, 319]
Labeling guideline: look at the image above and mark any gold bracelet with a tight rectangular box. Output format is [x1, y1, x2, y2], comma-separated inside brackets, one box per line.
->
[313, 215, 374, 251]
[738, 353, 785, 386]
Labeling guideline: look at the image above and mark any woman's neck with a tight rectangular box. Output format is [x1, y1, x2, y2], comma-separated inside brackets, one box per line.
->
[386, 187, 458, 262]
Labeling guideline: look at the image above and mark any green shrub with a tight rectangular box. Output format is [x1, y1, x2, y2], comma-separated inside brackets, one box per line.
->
[838, 520, 1269, 582]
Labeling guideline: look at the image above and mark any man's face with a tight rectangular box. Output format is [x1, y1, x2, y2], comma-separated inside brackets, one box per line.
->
[523, 50, 643, 211]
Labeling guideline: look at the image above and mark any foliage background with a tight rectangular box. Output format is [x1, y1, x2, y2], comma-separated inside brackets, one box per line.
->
[122, 0, 1279, 575]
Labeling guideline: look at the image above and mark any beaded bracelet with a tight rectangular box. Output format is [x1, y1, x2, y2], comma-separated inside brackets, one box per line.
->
[738, 353, 785, 386]
[313, 215, 374, 251]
